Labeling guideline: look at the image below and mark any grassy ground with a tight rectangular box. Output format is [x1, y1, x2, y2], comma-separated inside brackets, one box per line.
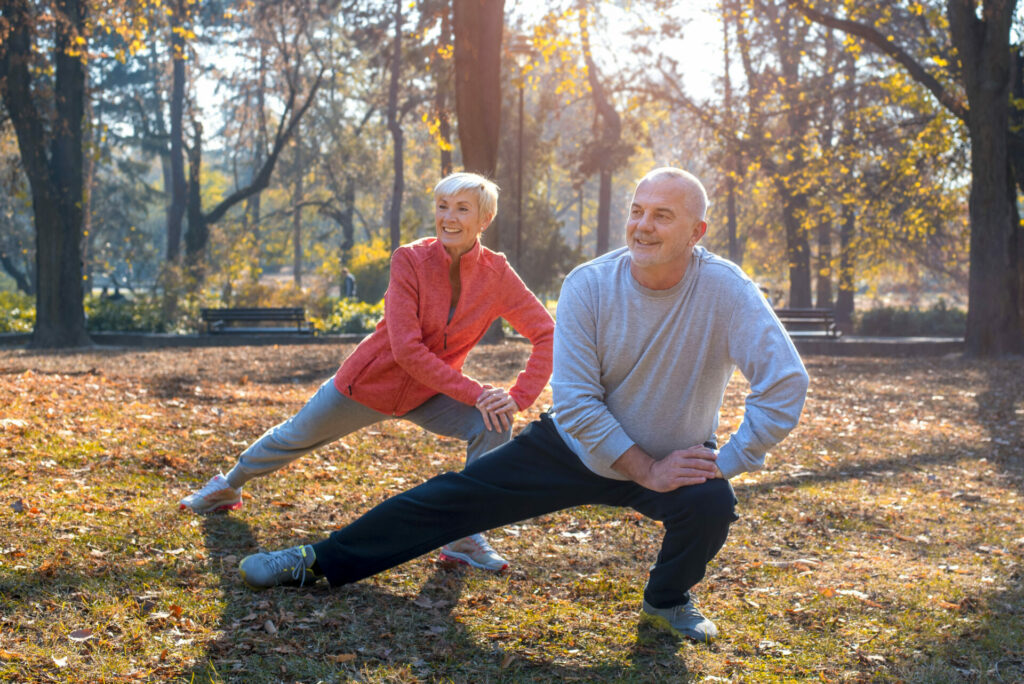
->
[0, 342, 1022, 683]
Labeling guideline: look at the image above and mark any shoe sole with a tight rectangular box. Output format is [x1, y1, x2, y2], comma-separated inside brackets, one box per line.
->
[640, 611, 715, 643]
[179, 500, 243, 514]
[438, 550, 509, 572]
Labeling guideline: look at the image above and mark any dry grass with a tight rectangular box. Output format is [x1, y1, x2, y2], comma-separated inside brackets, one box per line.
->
[0, 342, 1022, 683]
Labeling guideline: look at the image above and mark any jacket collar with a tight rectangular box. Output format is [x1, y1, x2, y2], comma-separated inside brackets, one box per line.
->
[433, 236, 483, 270]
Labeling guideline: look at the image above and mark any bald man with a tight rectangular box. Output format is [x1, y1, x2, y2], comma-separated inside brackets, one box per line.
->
[237, 168, 809, 644]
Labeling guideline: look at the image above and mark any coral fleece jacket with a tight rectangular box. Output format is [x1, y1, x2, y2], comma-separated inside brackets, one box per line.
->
[333, 238, 554, 417]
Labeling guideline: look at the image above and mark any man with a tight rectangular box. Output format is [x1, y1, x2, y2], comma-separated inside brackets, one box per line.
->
[341, 267, 357, 299]
[236, 167, 809, 643]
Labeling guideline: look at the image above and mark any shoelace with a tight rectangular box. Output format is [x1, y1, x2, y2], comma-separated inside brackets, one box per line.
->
[266, 547, 314, 587]
[195, 476, 231, 499]
[467, 533, 496, 555]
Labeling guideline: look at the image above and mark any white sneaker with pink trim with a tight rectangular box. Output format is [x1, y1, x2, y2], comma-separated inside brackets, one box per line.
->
[178, 473, 242, 514]
[439, 533, 509, 572]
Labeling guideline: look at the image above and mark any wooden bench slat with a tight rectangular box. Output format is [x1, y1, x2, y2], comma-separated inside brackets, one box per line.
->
[773, 307, 842, 339]
[200, 307, 310, 334]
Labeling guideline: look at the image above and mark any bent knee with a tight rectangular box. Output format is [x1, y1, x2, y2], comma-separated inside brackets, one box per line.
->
[694, 479, 738, 524]
[660, 478, 737, 525]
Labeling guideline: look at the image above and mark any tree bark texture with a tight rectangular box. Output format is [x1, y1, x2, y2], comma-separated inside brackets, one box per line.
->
[166, 0, 187, 262]
[386, 0, 405, 254]
[948, 0, 1023, 356]
[452, 0, 504, 178]
[0, 0, 91, 347]
[293, 147, 304, 286]
[580, 9, 623, 257]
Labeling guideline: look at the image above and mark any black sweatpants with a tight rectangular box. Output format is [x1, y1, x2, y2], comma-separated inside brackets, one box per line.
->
[312, 413, 738, 608]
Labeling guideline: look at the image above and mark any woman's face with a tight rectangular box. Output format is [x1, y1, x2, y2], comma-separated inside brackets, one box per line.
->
[435, 190, 491, 258]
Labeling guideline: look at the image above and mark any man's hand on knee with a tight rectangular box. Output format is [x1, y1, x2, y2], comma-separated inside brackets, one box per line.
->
[612, 444, 720, 492]
[644, 446, 720, 491]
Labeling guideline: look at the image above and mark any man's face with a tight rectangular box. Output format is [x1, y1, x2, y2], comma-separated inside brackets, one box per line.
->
[626, 175, 706, 281]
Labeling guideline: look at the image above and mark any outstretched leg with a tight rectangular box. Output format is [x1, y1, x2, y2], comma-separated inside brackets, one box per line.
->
[310, 415, 621, 587]
[224, 379, 384, 488]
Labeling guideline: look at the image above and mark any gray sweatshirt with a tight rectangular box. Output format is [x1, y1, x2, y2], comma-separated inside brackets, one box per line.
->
[551, 246, 809, 480]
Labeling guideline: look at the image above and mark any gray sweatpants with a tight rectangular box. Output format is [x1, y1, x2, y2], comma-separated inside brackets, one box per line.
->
[224, 379, 512, 489]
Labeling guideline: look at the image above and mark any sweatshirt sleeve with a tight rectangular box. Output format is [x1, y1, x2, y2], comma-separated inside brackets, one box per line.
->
[385, 248, 485, 406]
[550, 271, 636, 468]
[498, 265, 555, 410]
[716, 282, 809, 478]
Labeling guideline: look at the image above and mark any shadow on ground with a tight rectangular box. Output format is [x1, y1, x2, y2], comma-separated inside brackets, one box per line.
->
[179, 522, 695, 683]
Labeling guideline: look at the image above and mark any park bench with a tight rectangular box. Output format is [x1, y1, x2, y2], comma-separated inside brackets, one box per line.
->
[774, 307, 842, 339]
[200, 307, 311, 335]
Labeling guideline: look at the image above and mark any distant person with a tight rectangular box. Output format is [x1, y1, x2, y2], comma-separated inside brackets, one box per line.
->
[236, 167, 809, 643]
[180, 172, 555, 572]
[342, 267, 356, 300]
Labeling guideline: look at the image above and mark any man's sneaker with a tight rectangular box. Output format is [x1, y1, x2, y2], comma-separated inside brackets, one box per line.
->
[642, 598, 719, 643]
[239, 544, 323, 590]
[439, 533, 509, 572]
[178, 473, 242, 514]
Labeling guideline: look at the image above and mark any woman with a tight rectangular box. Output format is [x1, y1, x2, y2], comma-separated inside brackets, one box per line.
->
[179, 172, 554, 571]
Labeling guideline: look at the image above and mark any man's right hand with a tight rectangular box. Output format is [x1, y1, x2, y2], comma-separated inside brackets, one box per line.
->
[612, 444, 719, 493]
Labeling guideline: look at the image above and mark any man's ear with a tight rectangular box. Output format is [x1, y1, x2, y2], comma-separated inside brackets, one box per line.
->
[691, 220, 708, 245]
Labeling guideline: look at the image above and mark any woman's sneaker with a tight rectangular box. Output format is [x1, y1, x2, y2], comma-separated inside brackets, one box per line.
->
[439, 533, 509, 571]
[178, 473, 242, 514]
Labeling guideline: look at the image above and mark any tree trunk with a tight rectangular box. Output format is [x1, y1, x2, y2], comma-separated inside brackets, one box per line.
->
[386, 0, 404, 254]
[166, 0, 187, 263]
[815, 218, 833, 308]
[184, 125, 206, 283]
[722, 1, 742, 266]
[580, 8, 623, 257]
[452, 0, 504, 178]
[293, 148, 304, 286]
[436, 4, 454, 177]
[0, 0, 93, 347]
[948, 0, 1023, 356]
[596, 167, 612, 256]
[453, 0, 504, 340]
[836, 204, 856, 333]
[778, 184, 812, 308]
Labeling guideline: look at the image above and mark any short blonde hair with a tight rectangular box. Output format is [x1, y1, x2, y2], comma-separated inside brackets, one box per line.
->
[434, 172, 499, 220]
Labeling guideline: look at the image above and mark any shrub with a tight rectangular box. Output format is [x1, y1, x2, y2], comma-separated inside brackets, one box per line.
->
[311, 298, 385, 334]
[85, 293, 168, 332]
[0, 291, 35, 332]
[347, 237, 392, 304]
[856, 300, 966, 337]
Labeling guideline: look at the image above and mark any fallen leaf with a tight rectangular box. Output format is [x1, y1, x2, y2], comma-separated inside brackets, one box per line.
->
[68, 628, 93, 641]
[269, 501, 295, 508]
[326, 653, 356, 664]
[11, 500, 25, 513]
[52, 655, 68, 668]
[0, 650, 24, 661]
[264, 619, 277, 634]
[500, 652, 516, 669]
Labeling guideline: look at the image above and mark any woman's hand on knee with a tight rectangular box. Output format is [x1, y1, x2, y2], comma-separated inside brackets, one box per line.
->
[475, 387, 518, 432]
